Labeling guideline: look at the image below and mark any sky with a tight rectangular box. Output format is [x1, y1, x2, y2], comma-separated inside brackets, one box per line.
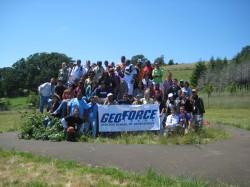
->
[0, 0, 250, 68]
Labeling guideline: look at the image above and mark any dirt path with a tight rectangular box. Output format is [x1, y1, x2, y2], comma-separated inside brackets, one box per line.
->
[0, 125, 250, 186]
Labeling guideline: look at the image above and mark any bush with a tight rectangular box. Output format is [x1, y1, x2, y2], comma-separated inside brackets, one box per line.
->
[0, 98, 10, 111]
[26, 92, 39, 108]
[18, 110, 65, 141]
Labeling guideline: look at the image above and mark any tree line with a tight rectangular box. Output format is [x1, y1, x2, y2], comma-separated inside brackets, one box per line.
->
[190, 45, 250, 92]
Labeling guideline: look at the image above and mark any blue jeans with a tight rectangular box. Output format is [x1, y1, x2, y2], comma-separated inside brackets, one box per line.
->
[85, 119, 97, 138]
[53, 100, 68, 118]
[39, 96, 52, 113]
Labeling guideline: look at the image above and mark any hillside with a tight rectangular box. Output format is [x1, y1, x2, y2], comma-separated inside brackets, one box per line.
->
[161, 63, 196, 82]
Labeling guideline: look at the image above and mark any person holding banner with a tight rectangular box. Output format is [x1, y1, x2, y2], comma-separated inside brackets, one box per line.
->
[87, 96, 99, 138]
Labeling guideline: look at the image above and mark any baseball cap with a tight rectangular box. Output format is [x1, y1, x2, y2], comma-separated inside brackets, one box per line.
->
[168, 93, 174, 98]
[107, 93, 113, 97]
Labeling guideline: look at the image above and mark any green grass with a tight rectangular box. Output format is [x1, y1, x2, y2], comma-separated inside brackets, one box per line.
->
[161, 63, 195, 82]
[9, 97, 28, 110]
[0, 111, 21, 132]
[0, 148, 229, 187]
[82, 126, 229, 145]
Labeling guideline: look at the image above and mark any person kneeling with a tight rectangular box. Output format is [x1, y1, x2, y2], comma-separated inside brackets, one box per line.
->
[61, 108, 84, 141]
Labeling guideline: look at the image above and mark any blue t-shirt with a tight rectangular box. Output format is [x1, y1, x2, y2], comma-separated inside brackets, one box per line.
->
[68, 98, 89, 118]
[87, 102, 98, 120]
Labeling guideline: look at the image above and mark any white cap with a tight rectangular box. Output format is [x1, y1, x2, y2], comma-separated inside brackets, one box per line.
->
[107, 93, 113, 97]
[168, 93, 174, 98]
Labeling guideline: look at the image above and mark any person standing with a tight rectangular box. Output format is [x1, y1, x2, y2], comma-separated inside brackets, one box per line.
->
[152, 62, 164, 89]
[58, 62, 69, 85]
[87, 96, 99, 138]
[190, 89, 205, 130]
[70, 59, 85, 83]
[123, 59, 137, 97]
[38, 78, 56, 113]
[143, 60, 154, 80]
[162, 72, 173, 100]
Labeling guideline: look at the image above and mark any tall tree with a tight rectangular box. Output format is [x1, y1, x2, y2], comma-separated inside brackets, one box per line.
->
[190, 61, 207, 88]
[154, 55, 165, 66]
[168, 59, 174, 66]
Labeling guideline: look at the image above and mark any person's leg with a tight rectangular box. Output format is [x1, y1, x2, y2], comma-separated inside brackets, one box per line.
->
[39, 96, 46, 113]
[90, 119, 97, 138]
[83, 123, 90, 136]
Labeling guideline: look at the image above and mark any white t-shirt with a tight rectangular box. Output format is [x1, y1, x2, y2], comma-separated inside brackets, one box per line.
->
[123, 64, 137, 83]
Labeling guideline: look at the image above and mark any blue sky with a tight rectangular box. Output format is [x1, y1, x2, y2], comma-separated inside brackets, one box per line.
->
[0, 0, 249, 68]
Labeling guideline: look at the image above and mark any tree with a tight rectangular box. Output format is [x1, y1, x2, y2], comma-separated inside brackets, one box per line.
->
[154, 55, 165, 66]
[130, 54, 145, 66]
[208, 56, 215, 70]
[204, 83, 213, 107]
[190, 61, 207, 88]
[1, 67, 20, 97]
[0, 52, 72, 96]
[226, 81, 237, 94]
[168, 59, 174, 66]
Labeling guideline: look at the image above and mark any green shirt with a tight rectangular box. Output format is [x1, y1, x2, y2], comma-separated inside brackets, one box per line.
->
[152, 69, 164, 83]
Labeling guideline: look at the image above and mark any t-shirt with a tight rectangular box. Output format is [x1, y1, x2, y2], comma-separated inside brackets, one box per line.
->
[64, 115, 84, 127]
[67, 98, 89, 118]
[152, 68, 164, 83]
[124, 64, 137, 83]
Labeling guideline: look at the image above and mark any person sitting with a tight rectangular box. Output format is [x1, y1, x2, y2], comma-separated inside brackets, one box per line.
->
[132, 94, 143, 105]
[50, 83, 75, 118]
[141, 89, 153, 104]
[179, 106, 192, 134]
[164, 107, 179, 135]
[85, 81, 98, 102]
[142, 73, 153, 90]
[96, 81, 109, 104]
[133, 81, 144, 98]
[117, 93, 131, 105]
[84, 70, 95, 89]
[165, 93, 177, 116]
[104, 93, 118, 105]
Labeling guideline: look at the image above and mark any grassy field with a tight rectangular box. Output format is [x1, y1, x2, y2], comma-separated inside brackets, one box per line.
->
[161, 63, 195, 82]
[0, 148, 229, 187]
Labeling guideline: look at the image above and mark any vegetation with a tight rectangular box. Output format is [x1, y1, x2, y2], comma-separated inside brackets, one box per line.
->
[196, 46, 250, 91]
[0, 148, 230, 187]
[16, 109, 229, 144]
[0, 52, 72, 97]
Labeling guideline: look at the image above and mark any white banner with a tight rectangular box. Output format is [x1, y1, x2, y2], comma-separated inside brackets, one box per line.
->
[98, 104, 160, 132]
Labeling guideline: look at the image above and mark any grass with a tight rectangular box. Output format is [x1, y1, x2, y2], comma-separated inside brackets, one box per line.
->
[8, 97, 28, 110]
[82, 126, 229, 145]
[161, 63, 195, 82]
[0, 148, 229, 187]
[0, 111, 21, 132]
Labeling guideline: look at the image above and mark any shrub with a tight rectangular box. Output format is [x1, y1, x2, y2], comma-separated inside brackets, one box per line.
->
[18, 109, 65, 141]
[26, 92, 39, 108]
[0, 98, 10, 111]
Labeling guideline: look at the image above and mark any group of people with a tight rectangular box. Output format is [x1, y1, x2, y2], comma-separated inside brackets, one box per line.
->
[38, 56, 205, 139]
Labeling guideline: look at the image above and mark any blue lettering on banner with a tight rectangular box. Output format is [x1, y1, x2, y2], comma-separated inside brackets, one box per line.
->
[100, 110, 157, 123]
